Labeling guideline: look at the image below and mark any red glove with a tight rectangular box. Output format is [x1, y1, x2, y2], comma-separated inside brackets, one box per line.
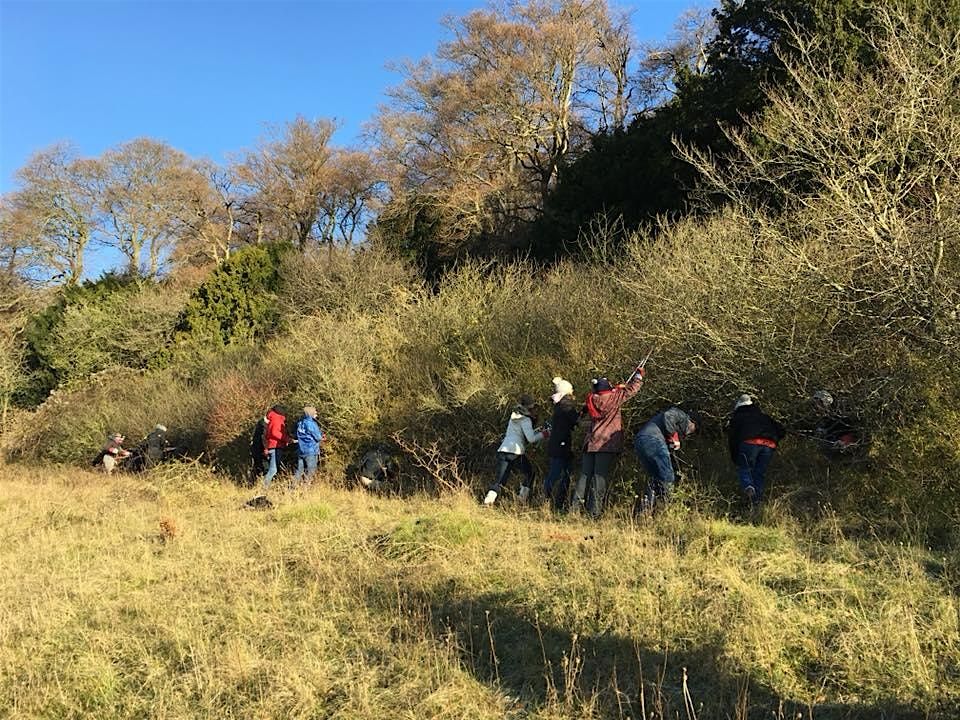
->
[635, 366, 646, 379]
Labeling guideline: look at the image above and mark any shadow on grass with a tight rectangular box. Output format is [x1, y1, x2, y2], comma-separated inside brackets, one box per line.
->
[403, 588, 939, 720]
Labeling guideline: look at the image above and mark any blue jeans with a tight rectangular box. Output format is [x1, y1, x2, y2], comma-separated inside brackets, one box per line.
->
[293, 454, 319, 486]
[634, 432, 675, 513]
[262, 449, 279, 489]
[543, 456, 571, 510]
[736, 443, 774, 503]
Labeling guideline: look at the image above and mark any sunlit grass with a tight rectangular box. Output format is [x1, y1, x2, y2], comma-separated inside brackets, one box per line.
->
[1, 464, 957, 719]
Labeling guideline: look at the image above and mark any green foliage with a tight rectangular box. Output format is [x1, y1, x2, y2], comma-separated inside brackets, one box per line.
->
[170, 243, 289, 356]
[17, 274, 183, 406]
[531, 0, 892, 257]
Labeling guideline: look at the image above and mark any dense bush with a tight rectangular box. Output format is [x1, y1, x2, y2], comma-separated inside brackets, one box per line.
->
[170, 243, 290, 356]
[17, 275, 187, 406]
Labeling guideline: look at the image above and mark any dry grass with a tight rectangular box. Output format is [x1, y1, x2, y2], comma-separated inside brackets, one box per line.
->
[1, 463, 957, 719]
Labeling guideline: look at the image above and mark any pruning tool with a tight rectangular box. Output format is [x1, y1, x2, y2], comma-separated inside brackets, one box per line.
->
[626, 345, 656, 384]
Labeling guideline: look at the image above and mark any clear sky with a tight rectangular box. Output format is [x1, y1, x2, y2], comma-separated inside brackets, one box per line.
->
[1, 0, 705, 193]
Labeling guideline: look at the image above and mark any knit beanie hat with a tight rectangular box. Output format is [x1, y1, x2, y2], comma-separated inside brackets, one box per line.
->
[593, 378, 613, 392]
[551, 376, 574, 403]
[812, 390, 834, 408]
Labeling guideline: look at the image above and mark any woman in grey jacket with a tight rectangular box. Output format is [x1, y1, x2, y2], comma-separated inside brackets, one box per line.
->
[484, 395, 547, 505]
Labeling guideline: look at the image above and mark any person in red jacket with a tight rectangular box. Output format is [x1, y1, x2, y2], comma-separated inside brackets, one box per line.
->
[262, 405, 293, 489]
[569, 365, 645, 518]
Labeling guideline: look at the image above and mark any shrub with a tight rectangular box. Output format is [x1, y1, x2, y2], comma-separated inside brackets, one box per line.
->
[17, 274, 183, 406]
[170, 243, 290, 356]
[277, 243, 421, 320]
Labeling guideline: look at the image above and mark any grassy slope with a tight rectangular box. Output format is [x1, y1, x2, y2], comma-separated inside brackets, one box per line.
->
[1, 465, 958, 720]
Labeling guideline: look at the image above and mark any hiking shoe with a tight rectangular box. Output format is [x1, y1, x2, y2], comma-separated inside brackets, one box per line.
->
[744, 485, 757, 504]
[483, 490, 498, 506]
[518, 485, 531, 503]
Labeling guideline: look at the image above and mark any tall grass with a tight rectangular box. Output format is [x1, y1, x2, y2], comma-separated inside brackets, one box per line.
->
[1, 465, 957, 718]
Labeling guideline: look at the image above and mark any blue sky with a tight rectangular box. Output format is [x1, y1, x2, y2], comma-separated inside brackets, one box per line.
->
[1, 0, 705, 193]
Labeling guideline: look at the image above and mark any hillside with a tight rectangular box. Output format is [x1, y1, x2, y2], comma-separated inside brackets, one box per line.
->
[2, 464, 957, 719]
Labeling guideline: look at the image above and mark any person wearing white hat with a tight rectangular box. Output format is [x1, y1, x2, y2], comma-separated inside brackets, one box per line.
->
[810, 390, 863, 461]
[728, 394, 786, 505]
[542, 376, 580, 510]
[145, 424, 170, 469]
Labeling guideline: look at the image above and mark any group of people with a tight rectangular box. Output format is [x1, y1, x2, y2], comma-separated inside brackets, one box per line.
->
[248, 405, 399, 492]
[93, 424, 172, 474]
[92, 374, 860, 515]
[249, 405, 326, 488]
[484, 366, 863, 518]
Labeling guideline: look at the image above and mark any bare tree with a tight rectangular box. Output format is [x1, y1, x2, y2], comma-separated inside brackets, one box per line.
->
[582, 6, 635, 132]
[237, 116, 338, 250]
[375, 0, 637, 246]
[318, 149, 384, 247]
[634, 7, 715, 113]
[6, 144, 98, 285]
[170, 159, 243, 268]
[96, 138, 193, 278]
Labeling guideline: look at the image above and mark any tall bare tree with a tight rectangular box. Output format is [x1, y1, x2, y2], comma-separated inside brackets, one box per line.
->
[6, 144, 98, 285]
[96, 138, 193, 278]
[634, 7, 715, 113]
[169, 159, 242, 268]
[318, 149, 383, 246]
[237, 117, 338, 250]
[375, 0, 637, 248]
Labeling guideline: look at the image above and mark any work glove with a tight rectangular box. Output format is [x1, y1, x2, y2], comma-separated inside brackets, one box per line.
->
[635, 366, 646, 379]
[669, 439, 681, 451]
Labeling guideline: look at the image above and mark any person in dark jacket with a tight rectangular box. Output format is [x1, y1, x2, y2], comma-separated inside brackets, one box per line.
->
[570, 366, 645, 518]
[634, 406, 699, 515]
[542, 377, 580, 511]
[358, 445, 400, 491]
[728, 395, 786, 505]
[144, 424, 169, 469]
[811, 390, 865, 462]
[249, 413, 268, 483]
[262, 405, 293, 490]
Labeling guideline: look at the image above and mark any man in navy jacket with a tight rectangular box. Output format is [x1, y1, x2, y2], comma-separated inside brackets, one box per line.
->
[728, 395, 786, 505]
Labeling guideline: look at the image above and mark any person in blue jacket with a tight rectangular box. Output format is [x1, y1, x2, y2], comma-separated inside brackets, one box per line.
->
[293, 405, 324, 487]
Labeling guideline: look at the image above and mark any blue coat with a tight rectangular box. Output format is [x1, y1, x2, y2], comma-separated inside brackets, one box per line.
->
[296, 416, 324, 456]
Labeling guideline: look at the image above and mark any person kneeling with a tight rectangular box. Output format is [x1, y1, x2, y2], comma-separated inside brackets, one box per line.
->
[358, 444, 399, 491]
